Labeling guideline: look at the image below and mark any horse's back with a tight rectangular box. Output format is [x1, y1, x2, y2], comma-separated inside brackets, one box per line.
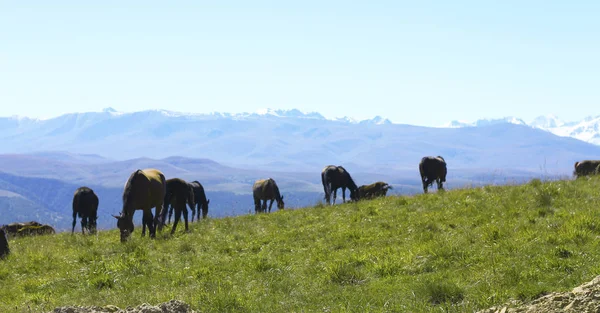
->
[253, 178, 277, 199]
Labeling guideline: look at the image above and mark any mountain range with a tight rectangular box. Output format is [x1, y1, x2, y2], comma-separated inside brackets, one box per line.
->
[1, 108, 598, 173]
[445, 115, 600, 146]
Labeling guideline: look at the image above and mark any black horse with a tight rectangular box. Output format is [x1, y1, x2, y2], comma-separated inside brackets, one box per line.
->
[72, 186, 99, 234]
[419, 156, 447, 193]
[167, 180, 210, 223]
[162, 178, 196, 234]
[0, 228, 9, 259]
[252, 178, 284, 213]
[321, 165, 359, 205]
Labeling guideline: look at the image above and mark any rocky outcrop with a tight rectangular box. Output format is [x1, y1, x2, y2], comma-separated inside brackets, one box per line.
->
[51, 300, 195, 313]
[479, 276, 600, 313]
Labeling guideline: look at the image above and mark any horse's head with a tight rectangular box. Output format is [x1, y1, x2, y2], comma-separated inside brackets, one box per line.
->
[202, 199, 210, 218]
[89, 215, 98, 235]
[350, 188, 360, 202]
[277, 195, 285, 210]
[113, 213, 134, 242]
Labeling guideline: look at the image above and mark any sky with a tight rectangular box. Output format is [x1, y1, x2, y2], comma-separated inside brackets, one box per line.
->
[1, 1, 599, 126]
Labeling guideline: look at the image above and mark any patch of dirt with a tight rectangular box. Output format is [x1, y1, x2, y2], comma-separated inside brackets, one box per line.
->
[478, 275, 600, 313]
[50, 300, 195, 313]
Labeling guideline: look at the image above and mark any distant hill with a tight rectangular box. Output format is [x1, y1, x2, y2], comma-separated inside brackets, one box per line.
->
[0, 108, 598, 174]
[0, 153, 556, 232]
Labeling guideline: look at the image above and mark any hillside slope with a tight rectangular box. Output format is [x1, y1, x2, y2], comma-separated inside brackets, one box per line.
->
[2, 177, 600, 312]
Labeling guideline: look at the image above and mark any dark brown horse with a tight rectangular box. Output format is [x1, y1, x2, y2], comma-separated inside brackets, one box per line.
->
[161, 178, 195, 234]
[113, 169, 166, 242]
[357, 182, 393, 200]
[321, 165, 359, 205]
[72, 186, 99, 234]
[419, 156, 447, 193]
[0, 228, 9, 259]
[253, 178, 284, 213]
[190, 181, 210, 221]
[167, 180, 210, 222]
[574, 160, 600, 178]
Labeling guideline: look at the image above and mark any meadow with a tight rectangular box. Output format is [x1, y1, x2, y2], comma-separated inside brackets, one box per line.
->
[2, 176, 600, 312]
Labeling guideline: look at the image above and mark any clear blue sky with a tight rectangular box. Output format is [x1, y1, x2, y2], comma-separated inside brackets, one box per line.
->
[1, 1, 598, 126]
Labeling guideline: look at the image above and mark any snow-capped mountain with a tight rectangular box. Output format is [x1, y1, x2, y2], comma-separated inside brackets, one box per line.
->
[1, 107, 600, 175]
[445, 115, 600, 146]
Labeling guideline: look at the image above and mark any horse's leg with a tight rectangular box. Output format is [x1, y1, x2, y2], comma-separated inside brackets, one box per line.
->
[333, 188, 338, 205]
[142, 210, 151, 237]
[191, 203, 196, 222]
[171, 206, 181, 235]
[168, 205, 173, 224]
[261, 200, 267, 213]
[268, 199, 274, 213]
[81, 216, 88, 235]
[72, 211, 77, 234]
[437, 178, 444, 191]
[342, 188, 346, 203]
[183, 206, 189, 232]
[254, 198, 261, 214]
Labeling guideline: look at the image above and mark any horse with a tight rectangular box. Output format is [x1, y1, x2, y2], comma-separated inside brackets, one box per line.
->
[0, 228, 9, 259]
[72, 186, 99, 234]
[167, 180, 209, 223]
[574, 160, 600, 178]
[321, 165, 359, 205]
[2, 221, 43, 238]
[113, 168, 166, 242]
[357, 182, 393, 200]
[419, 156, 447, 193]
[17, 224, 55, 237]
[252, 178, 284, 213]
[161, 178, 196, 234]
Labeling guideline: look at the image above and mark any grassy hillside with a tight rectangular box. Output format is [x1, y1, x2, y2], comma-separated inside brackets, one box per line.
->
[2, 177, 600, 312]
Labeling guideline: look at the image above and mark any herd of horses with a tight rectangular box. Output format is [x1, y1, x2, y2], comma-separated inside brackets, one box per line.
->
[1, 156, 598, 254]
[0, 156, 449, 251]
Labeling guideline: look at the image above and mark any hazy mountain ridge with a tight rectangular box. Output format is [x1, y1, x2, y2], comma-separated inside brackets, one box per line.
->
[445, 114, 600, 146]
[0, 108, 598, 173]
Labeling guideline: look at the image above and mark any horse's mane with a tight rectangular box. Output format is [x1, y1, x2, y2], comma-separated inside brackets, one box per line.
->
[271, 178, 282, 201]
[122, 169, 142, 214]
[338, 166, 358, 190]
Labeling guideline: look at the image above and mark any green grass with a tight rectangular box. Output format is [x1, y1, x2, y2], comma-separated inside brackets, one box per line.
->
[3, 177, 600, 312]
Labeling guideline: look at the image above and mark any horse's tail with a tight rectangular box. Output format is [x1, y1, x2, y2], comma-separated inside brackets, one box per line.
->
[321, 170, 331, 201]
[71, 195, 78, 233]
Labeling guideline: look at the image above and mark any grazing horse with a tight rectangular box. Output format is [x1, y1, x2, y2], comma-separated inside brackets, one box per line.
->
[72, 186, 99, 234]
[167, 180, 210, 223]
[113, 169, 166, 242]
[0, 228, 9, 259]
[162, 178, 196, 234]
[2, 221, 43, 238]
[357, 182, 393, 200]
[321, 165, 359, 205]
[17, 225, 55, 236]
[574, 160, 600, 178]
[419, 156, 447, 193]
[252, 178, 284, 213]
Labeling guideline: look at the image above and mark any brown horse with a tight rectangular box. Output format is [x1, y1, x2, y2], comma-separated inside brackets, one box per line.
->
[357, 182, 393, 200]
[419, 156, 447, 193]
[162, 178, 195, 234]
[253, 178, 284, 213]
[113, 169, 166, 242]
[72, 186, 99, 234]
[321, 165, 359, 205]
